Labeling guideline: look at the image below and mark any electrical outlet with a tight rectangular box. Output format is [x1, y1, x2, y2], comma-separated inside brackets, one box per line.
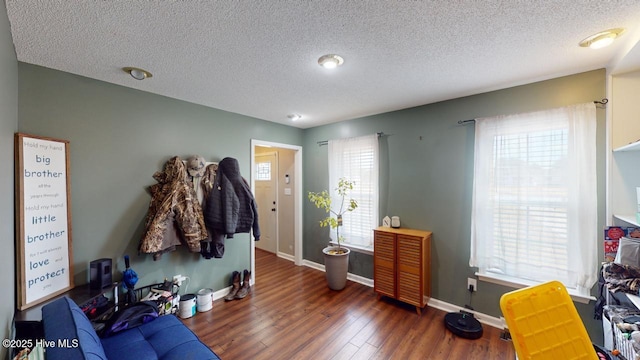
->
[173, 274, 184, 285]
[467, 277, 477, 292]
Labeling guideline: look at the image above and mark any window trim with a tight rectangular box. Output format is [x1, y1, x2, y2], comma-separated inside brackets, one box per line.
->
[328, 240, 373, 255]
[475, 271, 595, 304]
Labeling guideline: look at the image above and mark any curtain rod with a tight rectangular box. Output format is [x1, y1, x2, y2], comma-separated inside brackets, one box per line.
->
[457, 98, 609, 125]
[317, 132, 384, 146]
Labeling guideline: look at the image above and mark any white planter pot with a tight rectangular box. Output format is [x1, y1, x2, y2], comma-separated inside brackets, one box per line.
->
[323, 246, 350, 290]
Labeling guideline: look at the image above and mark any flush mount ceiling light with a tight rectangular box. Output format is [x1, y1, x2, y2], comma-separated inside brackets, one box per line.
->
[318, 54, 344, 69]
[287, 114, 302, 121]
[579, 28, 625, 49]
[122, 67, 153, 80]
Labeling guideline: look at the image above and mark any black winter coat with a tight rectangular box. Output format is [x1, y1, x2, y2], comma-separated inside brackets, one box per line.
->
[203, 157, 260, 240]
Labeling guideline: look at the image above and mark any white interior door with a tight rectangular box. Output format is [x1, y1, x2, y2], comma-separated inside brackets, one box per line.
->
[255, 152, 277, 254]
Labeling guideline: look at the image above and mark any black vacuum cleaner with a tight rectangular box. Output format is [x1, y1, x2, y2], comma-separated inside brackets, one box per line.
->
[444, 282, 483, 339]
[444, 310, 483, 339]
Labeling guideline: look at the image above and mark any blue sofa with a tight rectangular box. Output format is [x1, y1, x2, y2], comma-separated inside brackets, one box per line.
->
[41, 296, 220, 360]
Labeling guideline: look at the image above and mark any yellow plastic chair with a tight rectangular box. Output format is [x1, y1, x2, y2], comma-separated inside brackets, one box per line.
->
[500, 280, 597, 360]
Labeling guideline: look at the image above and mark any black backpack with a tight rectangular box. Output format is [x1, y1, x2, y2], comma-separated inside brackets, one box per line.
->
[99, 301, 159, 338]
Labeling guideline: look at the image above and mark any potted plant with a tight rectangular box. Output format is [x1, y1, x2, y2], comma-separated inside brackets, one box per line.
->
[308, 178, 358, 290]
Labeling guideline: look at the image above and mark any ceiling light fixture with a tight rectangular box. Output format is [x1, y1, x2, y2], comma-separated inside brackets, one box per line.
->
[287, 114, 302, 121]
[318, 54, 344, 69]
[579, 28, 625, 49]
[122, 67, 153, 80]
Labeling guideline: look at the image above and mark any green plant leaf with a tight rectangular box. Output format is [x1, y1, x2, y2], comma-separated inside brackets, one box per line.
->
[308, 178, 359, 243]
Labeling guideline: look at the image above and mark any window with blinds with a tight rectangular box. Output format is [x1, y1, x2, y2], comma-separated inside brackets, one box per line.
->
[328, 134, 379, 250]
[489, 129, 569, 281]
[470, 103, 598, 294]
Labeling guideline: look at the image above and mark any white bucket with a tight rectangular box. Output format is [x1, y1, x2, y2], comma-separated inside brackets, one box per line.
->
[179, 294, 196, 319]
[196, 288, 213, 312]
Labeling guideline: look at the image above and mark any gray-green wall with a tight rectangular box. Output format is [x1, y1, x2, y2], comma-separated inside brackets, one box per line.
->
[1, 2, 18, 359]
[303, 69, 606, 340]
[18, 63, 303, 297]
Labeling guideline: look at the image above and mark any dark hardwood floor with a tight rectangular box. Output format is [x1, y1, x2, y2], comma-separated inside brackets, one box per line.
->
[181, 249, 516, 360]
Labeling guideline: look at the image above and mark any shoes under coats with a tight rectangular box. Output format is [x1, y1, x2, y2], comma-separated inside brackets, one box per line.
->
[224, 271, 241, 301]
[235, 269, 251, 299]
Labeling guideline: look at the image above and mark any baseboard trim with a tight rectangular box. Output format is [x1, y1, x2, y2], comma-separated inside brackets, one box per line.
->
[277, 251, 296, 262]
[301, 259, 504, 330]
[348, 272, 374, 288]
[427, 298, 505, 330]
[301, 259, 374, 287]
[212, 286, 231, 302]
[302, 259, 323, 271]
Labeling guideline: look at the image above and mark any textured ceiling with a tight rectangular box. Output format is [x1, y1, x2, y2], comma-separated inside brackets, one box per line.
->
[6, 1, 640, 129]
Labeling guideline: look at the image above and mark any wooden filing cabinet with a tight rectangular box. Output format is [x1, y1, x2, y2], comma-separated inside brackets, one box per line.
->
[373, 226, 431, 314]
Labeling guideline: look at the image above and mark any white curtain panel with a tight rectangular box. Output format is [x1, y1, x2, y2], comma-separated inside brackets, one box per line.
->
[470, 103, 597, 292]
[328, 134, 379, 248]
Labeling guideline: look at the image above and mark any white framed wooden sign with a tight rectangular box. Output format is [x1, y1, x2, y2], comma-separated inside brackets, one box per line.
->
[15, 133, 74, 310]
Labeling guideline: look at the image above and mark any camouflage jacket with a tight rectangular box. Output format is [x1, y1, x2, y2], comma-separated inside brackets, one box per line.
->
[139, 156, 208, 259]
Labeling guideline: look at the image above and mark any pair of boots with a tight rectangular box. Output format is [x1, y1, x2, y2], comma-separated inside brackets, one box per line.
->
[224, 269, 251, 301]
